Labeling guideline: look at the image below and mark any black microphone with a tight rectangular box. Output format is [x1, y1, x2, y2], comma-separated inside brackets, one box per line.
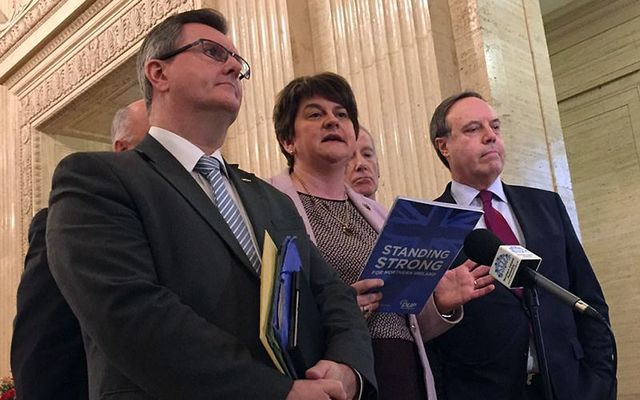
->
[464, 229, 604, 321]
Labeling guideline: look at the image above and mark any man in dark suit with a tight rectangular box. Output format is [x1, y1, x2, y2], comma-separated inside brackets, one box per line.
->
[10, 100, 149, 399]
[46, 8, 375, 400]
[426, 91, 615, 400]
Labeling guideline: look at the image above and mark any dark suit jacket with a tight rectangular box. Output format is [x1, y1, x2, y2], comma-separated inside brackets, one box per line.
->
[428, 182, 615, 400]
[46, 135, 376, 399]
[11, 208, 88, 399]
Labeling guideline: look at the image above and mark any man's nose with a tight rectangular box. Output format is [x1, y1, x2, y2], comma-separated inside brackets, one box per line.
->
[355, 154, 368, 170]
[223, 54, 243, 78]
[482, 123, 497, 142]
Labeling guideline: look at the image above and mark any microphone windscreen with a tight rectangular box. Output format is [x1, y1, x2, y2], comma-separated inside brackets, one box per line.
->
[463, 229, 503, 265]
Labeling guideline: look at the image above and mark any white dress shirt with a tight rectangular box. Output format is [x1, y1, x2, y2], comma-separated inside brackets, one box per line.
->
[450, 178, 539, 373]
[149, 127, 260, 252]
[450, 178, 525, 246]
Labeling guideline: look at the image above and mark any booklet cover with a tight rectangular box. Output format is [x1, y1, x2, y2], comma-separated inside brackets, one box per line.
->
[359, 197, 483, 314]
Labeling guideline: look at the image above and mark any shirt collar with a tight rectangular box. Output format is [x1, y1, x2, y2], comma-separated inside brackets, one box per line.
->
[450, 177, 507, 205]
[148, 126, 227, 175]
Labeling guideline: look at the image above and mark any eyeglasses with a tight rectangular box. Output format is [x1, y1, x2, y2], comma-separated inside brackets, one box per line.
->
[157, 38, 251, 80]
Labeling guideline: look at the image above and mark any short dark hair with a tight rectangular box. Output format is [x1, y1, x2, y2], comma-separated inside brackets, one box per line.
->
[137, 9, 228, 110]
[273, 72, 359, 171]
[429, 90, 485, 168]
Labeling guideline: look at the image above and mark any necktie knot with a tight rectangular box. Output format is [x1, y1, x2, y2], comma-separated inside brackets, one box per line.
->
[479, 190, 493, 205]
[478, 189, 519, 245]
[194, 155, 223, 179]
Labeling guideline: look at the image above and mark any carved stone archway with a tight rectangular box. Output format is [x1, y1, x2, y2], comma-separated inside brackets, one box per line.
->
[3, 0, 195, 243]
[0, 0, 196, 376]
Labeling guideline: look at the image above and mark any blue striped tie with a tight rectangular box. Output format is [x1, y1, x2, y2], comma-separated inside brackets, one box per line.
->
[194, 156, 261, 273]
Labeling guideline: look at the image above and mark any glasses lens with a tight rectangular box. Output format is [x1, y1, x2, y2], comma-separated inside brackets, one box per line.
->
[200, 40, 251, 80]
[202, 41, 228, 63]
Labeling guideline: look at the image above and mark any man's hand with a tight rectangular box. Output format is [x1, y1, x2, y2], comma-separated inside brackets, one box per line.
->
[433, 259, 495, 313]
[285, 379, 347, 400]
[306, 360, 358, 399]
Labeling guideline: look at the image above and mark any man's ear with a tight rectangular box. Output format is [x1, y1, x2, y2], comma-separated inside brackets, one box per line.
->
[145, 59, 170, 93]
[435, 137, 449, 159]
[113, 140, 127, 153]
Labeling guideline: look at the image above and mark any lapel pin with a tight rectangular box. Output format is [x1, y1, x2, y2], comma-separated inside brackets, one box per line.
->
[241, 178, 252, 182]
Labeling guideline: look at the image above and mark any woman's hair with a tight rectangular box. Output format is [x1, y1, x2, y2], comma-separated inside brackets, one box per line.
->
[273, 72, 359, 171]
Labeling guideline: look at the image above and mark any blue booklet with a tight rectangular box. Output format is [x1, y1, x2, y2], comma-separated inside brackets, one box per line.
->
[270, 236, 324, 378]
[359, 197, 483, 314]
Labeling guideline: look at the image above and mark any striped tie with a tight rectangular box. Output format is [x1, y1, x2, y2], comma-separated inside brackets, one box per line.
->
[194, 156, 261, 273]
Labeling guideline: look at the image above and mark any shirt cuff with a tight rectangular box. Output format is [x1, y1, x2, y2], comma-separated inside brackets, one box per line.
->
[351, 366, 363, 400]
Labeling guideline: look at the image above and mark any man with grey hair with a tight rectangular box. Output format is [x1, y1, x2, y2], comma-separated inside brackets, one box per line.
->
[47, 8, 376, 400]
[110, 99, 149, 151]
[11, 99, 149, 400]
[346, 126, 380, 199]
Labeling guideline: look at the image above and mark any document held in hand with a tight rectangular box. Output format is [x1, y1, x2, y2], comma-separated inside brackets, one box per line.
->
[260, 233, 325, 378]
[359, 197, 483, 314]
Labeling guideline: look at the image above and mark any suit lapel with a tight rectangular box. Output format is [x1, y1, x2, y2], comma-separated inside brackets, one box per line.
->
[226, 163, 273, 258]
[436, 182, 456, 204]
[502, 184, 543, 271]
[135, 136, 258, 276]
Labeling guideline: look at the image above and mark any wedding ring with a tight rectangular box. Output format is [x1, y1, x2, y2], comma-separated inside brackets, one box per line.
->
[473, 279, 478, 288]
[360, 305, 365, 313]
[362, 305, 372, 317]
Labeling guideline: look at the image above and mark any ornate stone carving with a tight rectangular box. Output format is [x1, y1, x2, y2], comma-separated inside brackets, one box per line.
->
[21, 0, 194, 122]
[0, 0, 61, 60]
[14, 0, 196, 252]
[6, 0, 114, 87]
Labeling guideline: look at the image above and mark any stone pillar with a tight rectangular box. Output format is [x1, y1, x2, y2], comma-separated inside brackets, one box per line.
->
[447, 0, 577, 225]
[210, 0, 293, 177]
[0, 84, 20, 377]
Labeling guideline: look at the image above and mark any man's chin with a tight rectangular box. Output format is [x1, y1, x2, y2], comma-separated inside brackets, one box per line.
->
[353, 182, 374, 197]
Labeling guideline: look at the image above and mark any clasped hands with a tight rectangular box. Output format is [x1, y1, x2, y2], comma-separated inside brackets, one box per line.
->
[286, 360, 358, 400]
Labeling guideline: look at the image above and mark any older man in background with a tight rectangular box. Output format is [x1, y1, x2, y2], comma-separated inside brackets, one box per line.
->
[10, 100, 148, 400]
[346, 126, 380, 199]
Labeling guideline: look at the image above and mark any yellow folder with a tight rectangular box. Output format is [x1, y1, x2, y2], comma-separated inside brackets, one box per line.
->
[259, 231, 285, 374]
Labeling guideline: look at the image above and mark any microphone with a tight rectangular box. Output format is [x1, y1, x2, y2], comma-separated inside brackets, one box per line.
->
[464, 229, 604, 321]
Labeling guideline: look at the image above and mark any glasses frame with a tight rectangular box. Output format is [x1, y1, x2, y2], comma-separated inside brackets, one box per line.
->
[156, 38, 251, 80]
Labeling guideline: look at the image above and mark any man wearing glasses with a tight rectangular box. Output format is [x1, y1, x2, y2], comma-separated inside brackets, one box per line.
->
[46, 8, 376, 400]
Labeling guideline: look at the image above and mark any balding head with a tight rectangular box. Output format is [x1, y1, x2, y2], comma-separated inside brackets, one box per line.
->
[111, 99, 149, 152]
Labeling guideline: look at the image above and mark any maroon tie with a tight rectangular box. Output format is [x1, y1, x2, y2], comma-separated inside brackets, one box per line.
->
[479, 190, 519, 245]
[479, 190, 525, 298]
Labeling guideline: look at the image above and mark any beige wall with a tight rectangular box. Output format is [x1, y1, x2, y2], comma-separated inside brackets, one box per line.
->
[0, 0, 630, 393]
[545, 1, 640, 398]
